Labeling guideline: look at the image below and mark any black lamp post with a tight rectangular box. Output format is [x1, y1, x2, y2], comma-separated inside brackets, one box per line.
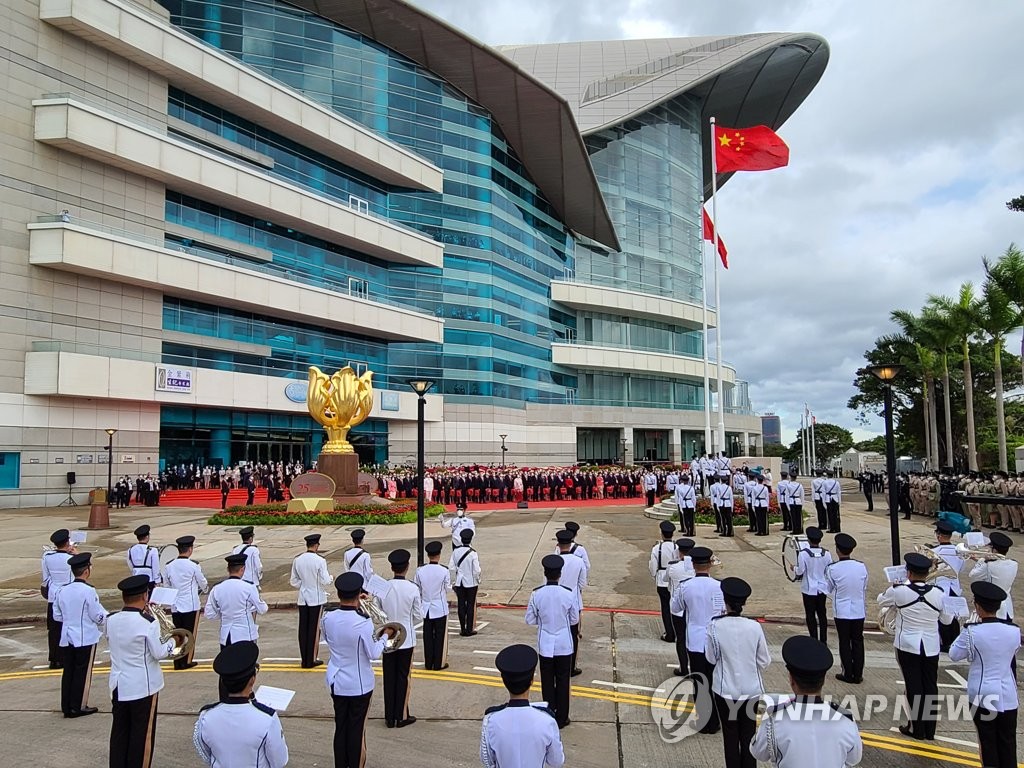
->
[868, 364, 904, 565]
[620, 437, 627, 466]
[499, 434, 508, 467]
[407, 379, 435, 566]
[105, 428, 117, 502]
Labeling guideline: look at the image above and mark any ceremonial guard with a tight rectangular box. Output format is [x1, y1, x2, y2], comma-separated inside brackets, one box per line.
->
[750, 475, 771, 536]
[231, 526, 264, 590]
[555, 529, 586, 676]
[414, 540, 451, 670]
[877, 552, 955, 740]
[643, 468, 658, 508]
[949, 582, 1020, 768]
[289, 533, 332, 668]
[704, 577, 770, 768]
[749, 636, 862, 767]
[673, 546, 723, 734]
[930, 520, 965, 651]
[777, 471, 792, 532]
[675, 475, 697, 536]
[55, 552, 105, 717]
[379, 549, 422, 728]
[342, 528, 374, 583]
[449, 528, 481, 636]
[967, 531, 1016, 619]
[822, 471, 842, 532]
[126, 525, 162, 592]
[717, 473, 735, 537]
[650, 520, 677, 642]
[558, 522, 591, 575]
[194, 641, 289, 767]
[107, 575, 177, 768]
[825, 533, 867, 684]
[322, 572, 393, 768]
[442, 507, 475, 549]
[811, 471, 827, 529]
[480, 644, 565, 768]
[41, 528, 75, 668]
[164, 535, 208, 670]
[666, 538, 695, 676]
[792, 527, 832, 643]
[525, 555, 579, 729]
[206, 553, 268, 648]
[786, 473, 805, 535]
[743, 472, 758, 533]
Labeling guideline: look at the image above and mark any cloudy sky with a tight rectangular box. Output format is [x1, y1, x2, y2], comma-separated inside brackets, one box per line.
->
[411, 0, 1024, 443]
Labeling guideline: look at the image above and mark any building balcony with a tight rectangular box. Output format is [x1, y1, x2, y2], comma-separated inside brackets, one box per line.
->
[38, 0, 443, 193]
[551, 342, 737, 384]
[28, 220, 444, 344]
[550, 280, 716, 330]
[32, 96, 443, 268]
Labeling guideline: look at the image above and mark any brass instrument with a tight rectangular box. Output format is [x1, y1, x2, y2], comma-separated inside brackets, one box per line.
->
[358, 595, 407, 652]
[878, 605, 897, 636]
[148, 602, 193, 660]
[914, 544, 953, 579]
[954, 543, 1007, 563]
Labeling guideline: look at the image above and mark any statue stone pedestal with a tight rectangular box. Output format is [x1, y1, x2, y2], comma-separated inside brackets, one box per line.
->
[318, 453, 372, 504]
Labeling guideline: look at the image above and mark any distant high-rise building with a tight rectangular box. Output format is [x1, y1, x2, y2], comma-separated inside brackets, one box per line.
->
[762, 414, 783, 445]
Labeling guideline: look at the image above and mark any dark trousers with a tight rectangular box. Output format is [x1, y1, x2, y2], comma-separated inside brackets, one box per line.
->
[220, 492, 228, 510]
[332, 692, 372, 768]
[687, 651, 719, 733]
[754, 506, 768, 535]
[46, 602, 63, 667]
[61, 644, 96, 714]
[453, 585, 477, 634]
[671, 614, 688, 674]
[646, 489, 656, 507]
[939, 617, 961, 653]
[896, 648, 939, 739]
[297, 604, 324, 667]
[382, 647, 413, 725]
[422, 615, 448, 670]
[814, 500, 827, 529]
[826, 501, 841, 532]
[570, 623, 580, 672]
[802, 593, 827, 642]
[656, 586, 674, 640]
[974, 707, 1017, 768]
[539, 653, 572, 727]
[171, 611, 198, 669]
[790, 505, 804, 535]
[109, 689, 158, 768]
[681, 508, 695, 536]
[864, 490, 873, 511]
[780, 503, 791, 531]
[714, 694, 757, 768]
[834, 617, 864, 681]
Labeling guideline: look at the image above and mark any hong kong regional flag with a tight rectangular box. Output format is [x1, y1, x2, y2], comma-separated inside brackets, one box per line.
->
[713, 125, 789, 173]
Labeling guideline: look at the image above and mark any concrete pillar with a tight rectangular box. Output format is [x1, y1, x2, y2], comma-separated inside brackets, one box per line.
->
[741, 432, 749, 458]
[210, 428, 231, 467]
[669, 427, 681, 465]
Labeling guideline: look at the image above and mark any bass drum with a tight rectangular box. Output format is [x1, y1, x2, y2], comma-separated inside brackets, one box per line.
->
[781, 534, 809, 583]
[157, 544, 178, 582]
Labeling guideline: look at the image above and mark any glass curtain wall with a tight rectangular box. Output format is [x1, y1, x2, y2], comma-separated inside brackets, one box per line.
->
[577, 311, 702, 356]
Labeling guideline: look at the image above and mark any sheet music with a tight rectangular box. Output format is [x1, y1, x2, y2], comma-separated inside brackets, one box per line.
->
[365, 574, 390, 599]
[254, 686, 295, 711]
[963, 531, 986, 548]
[70, 530, 87, 544]
[884, 565, 907, 584]
[150, 587, 178, 606]
[943, 596, 969, 618]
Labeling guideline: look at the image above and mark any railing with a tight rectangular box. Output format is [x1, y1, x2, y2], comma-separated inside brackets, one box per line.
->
[553, 273, 712, 310]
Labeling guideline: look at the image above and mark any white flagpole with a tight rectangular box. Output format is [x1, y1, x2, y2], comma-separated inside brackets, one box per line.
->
[700, 198, 712, 457]
[801, 410, 807, 475]
[810, 411, 817, 470]
[710, 117, 727, 455]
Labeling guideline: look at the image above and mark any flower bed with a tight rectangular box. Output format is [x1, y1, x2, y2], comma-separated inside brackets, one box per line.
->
[209, 502, 446, 526]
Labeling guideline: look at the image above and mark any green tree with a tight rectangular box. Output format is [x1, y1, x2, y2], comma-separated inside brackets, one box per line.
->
[977, 280, 1020, 471]
[891, 310, 941, 467]
[1007, 196, 1024, 213]
[854, 436, 886, 452]
[787, 422, 854, 466]
[762, 442, 791, 460]
[983, 244, 1024, 392]
[919, 306, 959, 467]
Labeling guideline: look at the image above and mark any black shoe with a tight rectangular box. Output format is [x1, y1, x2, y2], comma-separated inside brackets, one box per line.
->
[835, 673, 850, 683]
[310, 659, 324, 668]
[177, 661, 199, 670]
[660, 634, 675, 643]
[571, 668, 583, 677]
[558, 719, 570, 729]
[396, 717, 417, 728]
[438, 663, 449, 670]
[66, 706, 98, 718]
[49, 663, 63, 670]
[466, 630, 478, 637]
[385, 720, 395, 728]
[898, 724, 923, 740]
[673, 668, 687, 677]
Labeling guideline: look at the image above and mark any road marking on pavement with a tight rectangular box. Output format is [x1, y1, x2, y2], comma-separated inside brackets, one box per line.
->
[888, 728, 976, 748]
[262, 657, 301, 662]
[896, 680, 962, 689]
[0, 627, 31, 632]
[472, 650, 498, 655]
[946, 669, 969, 687]
[472, 666, 498, 673]
[590, 680, 665, 693]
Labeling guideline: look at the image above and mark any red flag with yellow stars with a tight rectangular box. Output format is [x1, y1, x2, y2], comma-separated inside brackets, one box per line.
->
[713, 125, 789, 173]
[702, 209, 728, 269]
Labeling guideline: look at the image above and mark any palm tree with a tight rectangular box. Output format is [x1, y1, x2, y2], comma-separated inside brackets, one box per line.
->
[891, 310, 940, 467]
[919, 307, 959, 467]
[928, 284, 982, 471]
[983, 243, 1024, 388]
[978, 280, 1021, 471]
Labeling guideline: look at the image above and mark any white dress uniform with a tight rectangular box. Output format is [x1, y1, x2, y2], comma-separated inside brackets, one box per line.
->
[193, 698, 289, 767]
[449, 544, 481, 588]
[826, 559, 868, 620]
[54, 579, 106, 648]
[165, 557, 209, 613]
[379, 579, 423, 652]
[126, 543, 162, 585]
[705, 614, 771, 699]
[673, 574, 724, 654]
[795, 546, 833, 597]
[551, 542, 591, 579]
[649, 540, 676, 589]
[930, 543, 965, 597]
[204, 576, 269, 645]
[968, 559, 1018, 619]
[343, 546, 374, 582]
[480, 700, 565, 768]
[750, 697, 863, 767]
[442, 515, 476, 549]
[106, 608, 174, 700]
[42, 549, 73, 602]
[290, 551, 332, 607]
[379, 577, 422, 725]
[414, 562, 451, 619]
[526, 583, 578, 657]
[323, 605, 388, 696]
[231, 543, 264, 588]
[667, 556, 695, 597]
[665, 472, 679, 493]
[557, 554, 586, 613]
[949, 618, 1021, 710]
[675, 483, 697, 533]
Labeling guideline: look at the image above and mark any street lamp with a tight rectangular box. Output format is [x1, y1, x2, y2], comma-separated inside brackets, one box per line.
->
[499, 434, 508, 467]
[868, 363, 904, 565]
[407, 379, 435, 566]
[105, 428, 117, 502]
[620, 437, 627, 466]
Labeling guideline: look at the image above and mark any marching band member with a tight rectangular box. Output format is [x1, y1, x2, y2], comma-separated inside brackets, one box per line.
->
[42, 528, 75, 669]
[751, 475, 771, 537]
[825, 533, 868, 684]
[822, 471, 842, 533]
[289, 533, 332, 669]
[705, 577, 770, 768]
[811, 471, 827, 530]
[555, 529, 586, 676]
[231, 526, 264, 590]
[876, 552, 954, 740]
[194, 641, 289, 767]
[414, 540, 451, 670]
[792, 527, 832, 643]
[106, 574, 177, 768]
[480, 644, 564, 768]
[717, 473, 735, 538]
[164, 535, 207, 671]
[650, 520, 677, 643]
[674, 546, 723, 734]
[667, 538, 695, 676]
[557, 522, 591, 576]
[525, 554, 579, 729]
[379, 549, 422, 728]
[125, 525, 161, 592]
[777, 471, 792, 533]
[787, 473, 805, 535]
[450, 528, 481, 636]
[931, 520, 966, 651]
[750, 636, 862, 767]
[967, 530, 1016, 620]
[55, 552, 105, 718]
[206, 553, 268, 700]
[710, 473, 724, 535]
[675, 475, 697, 537]
[949, 581, 1020, 768]
[743, 473, 758, 533]
[342, 528, 374, 583]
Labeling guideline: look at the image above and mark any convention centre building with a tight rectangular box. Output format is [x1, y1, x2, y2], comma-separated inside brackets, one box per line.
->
[0, 0, 827, 505]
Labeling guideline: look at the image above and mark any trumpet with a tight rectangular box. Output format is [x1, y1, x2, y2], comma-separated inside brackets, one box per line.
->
[147, 602, 193, 660]
[358, 595, 407, 652]
[954, 543, 1007, 562]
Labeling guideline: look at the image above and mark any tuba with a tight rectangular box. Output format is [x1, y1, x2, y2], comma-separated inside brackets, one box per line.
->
[148, 602, 193, 660]
[359, 595, 407, 652]
[878, 605, 898, 636]
[914, 544, 954, 579]
[954, 543, 1007, 562]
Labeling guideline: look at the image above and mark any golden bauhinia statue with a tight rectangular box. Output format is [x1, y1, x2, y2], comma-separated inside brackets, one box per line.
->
[307, 365, 374, 454]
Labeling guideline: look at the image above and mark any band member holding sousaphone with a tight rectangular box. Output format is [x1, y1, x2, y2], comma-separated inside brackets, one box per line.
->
[379, 549, 423, 728]
[106, 574, 179, 768]
[164, 535, 207, 670]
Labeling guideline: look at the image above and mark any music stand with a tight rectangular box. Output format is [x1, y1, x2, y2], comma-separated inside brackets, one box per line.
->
[57, 483, 78, 507]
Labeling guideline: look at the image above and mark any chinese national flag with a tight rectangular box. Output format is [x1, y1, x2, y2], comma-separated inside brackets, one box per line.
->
[714, 124, 789, 173]
[702, 209, 728, 269]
